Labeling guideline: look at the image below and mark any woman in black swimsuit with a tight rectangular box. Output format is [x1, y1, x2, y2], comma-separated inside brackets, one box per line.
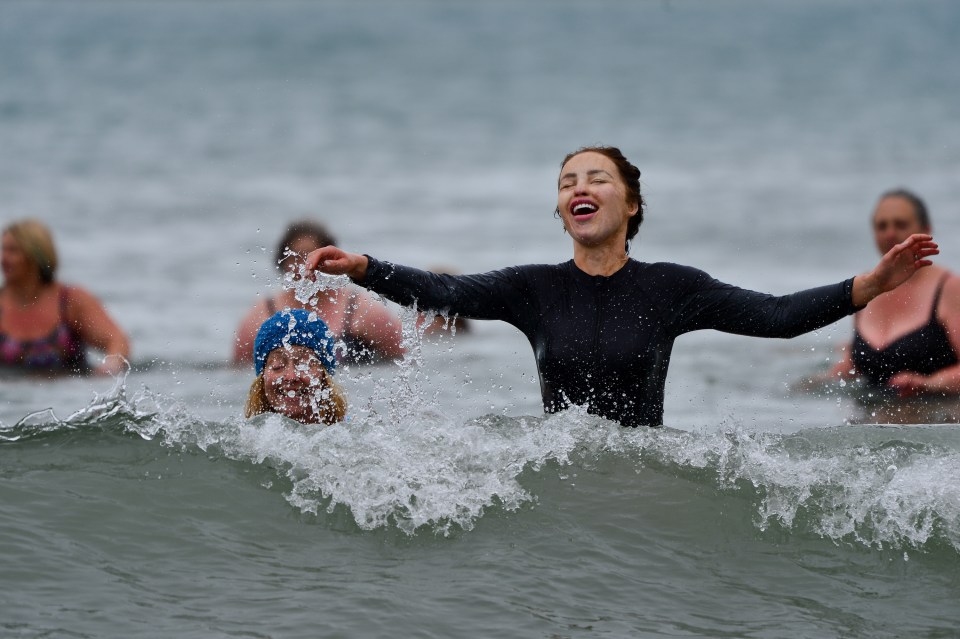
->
[827, 190, 960, 396]
[304, 147, 938, 426]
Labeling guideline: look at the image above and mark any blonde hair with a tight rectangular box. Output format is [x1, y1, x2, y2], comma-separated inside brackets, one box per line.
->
[244, 369, 348, 425]
[4, 219, 58, 284]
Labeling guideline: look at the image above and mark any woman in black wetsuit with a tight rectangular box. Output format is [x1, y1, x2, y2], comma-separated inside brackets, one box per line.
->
[305, 146, 939, 427]
[825, 189, 960, 397]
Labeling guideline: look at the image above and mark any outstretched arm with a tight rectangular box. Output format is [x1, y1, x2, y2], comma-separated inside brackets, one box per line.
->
[65, 286, 131, 376]
[307, 246, 526, 323]
[791, 346, 856, 393]
[674, 234, 940, 340]
[345, 291, 406, 360]
[851, 233, 938, 307]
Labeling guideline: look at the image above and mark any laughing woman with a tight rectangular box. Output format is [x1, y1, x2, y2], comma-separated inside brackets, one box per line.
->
[304, 146, 937, 427]
[245, 308, 347, 425]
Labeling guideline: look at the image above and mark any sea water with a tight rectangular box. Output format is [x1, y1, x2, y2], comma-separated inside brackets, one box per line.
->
[2, 1, 959, 637]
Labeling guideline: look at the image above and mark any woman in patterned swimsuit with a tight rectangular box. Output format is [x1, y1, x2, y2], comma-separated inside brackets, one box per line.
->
[0, 219, 130, 376]
[827, 190, 960, 397]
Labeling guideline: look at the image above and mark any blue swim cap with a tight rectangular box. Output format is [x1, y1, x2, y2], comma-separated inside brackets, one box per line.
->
[253, 308, 336, 377]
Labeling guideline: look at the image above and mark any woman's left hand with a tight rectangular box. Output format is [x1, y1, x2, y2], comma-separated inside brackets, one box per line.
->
[852, 233, 939, 307]
[887, 371, 931, 398]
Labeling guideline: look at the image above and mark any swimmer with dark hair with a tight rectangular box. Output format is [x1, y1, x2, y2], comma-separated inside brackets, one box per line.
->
[305, 147, 937, 427]
[234, 219, 405, 367]
[823, 189, 960, 396]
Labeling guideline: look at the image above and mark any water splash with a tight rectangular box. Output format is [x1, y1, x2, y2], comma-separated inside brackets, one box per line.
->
[0, 366, 145, 441]
[4, 369, 959, 551]
[130, 389, 619, 535]
[621, 424, 960, 552]
[285, 262, 350, 305]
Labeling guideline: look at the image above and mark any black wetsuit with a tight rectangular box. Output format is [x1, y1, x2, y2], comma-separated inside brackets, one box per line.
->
[363, 257, 859, 427]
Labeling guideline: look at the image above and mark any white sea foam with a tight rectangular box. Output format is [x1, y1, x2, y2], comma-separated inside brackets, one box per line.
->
[621, 424, 960, 551]
[24, 371, 957, 551]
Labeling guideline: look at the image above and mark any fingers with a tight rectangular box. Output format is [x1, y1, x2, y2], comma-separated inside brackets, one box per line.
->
[305, 246, 339, 271]
[304, 246, 367, 280]
[901, 234, 938, 255]
[896, 235, 934, 249]
[912, 243, 939, 268]
[888, 372, 925, 397]
[892, 235, 938, 268]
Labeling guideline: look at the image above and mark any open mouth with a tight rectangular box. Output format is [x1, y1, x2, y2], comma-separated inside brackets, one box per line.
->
[570, 200, 598, 218]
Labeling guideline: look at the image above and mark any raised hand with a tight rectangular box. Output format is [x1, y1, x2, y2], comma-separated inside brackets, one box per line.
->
[852, 233, 938, 307]
[305, 246, 369, 281]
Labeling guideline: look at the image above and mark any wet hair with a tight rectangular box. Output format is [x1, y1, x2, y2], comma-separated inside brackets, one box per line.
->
[244, 369, 347, 425]
[878, 188, 931, 230]
[274, 219, 338, 271]
[3, 219, 58, 284]
[557, 146, 646, 254]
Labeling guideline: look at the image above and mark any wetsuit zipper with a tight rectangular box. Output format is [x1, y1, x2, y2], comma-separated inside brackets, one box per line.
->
[592, 279, 604, 402]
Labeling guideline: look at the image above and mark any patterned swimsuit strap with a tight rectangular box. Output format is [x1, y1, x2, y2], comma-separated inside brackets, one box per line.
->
[0, 286, 67, 334]
[57, 285, 71, 321]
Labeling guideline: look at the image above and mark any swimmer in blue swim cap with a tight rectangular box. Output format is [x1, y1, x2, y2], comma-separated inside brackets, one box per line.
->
[244, 308, 347, 424]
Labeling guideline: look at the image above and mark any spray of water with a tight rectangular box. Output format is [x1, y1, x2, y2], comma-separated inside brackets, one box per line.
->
[3, 352, 958, 550]
[286, 261, 350, 305]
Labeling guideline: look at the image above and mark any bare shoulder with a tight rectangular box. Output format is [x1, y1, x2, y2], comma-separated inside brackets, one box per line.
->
[346, 286, 386, 310]
[246, 296, 276, 320]
[350, 286, 378, 304]
[939, 270, 960, 313]
[233, 297, 278, 363]
[346, 286, 402, 327]
[61, 284, 103, 313]
[940, 268, 960, 293]
[236, 297, 277, 336]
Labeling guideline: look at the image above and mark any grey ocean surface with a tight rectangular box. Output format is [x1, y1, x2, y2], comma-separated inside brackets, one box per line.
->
[2, 1, 960, 637]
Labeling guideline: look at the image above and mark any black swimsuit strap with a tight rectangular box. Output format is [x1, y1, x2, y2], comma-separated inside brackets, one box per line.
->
[855, 273, 952, 332]
[265, 297, 277, 315]
[929, 273, 951, 320]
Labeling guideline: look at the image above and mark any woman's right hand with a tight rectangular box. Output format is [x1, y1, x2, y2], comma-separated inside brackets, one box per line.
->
[305, 246, 369, 281]
[852, 233, 938, 306]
